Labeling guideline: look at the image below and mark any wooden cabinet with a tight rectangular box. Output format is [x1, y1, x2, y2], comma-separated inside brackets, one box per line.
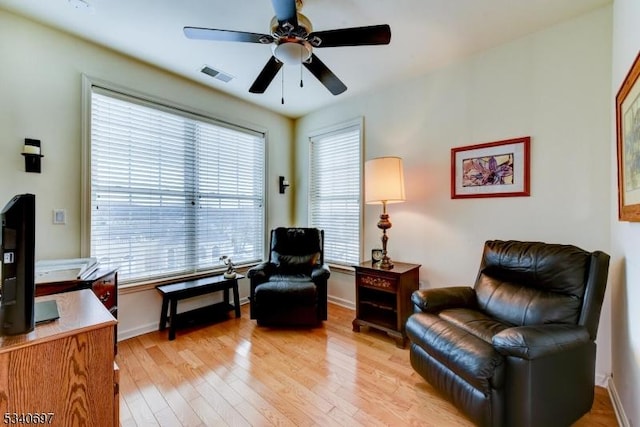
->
[90, 269, 118, 317]
[36, 268, 118, 316]
[352, 261, 420, 348]
[0, 289, 118, 426]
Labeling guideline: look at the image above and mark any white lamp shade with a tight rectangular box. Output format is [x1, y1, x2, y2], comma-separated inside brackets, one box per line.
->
[365, 156, 406, 204]
[273, 42, 312, 65]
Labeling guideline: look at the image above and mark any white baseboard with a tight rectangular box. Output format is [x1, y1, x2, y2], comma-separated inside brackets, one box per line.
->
[117, 297, 251, 342]
[595, 372, 609, 387]
[608, 376, 630, 427]
[328, 295, 355, 310]
[118, 322, 158, 342]
[118, 295, 352, 341]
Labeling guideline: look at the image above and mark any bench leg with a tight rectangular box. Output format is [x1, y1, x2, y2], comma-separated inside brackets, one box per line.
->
[159, 296, 169, 331]
[168, 298, 178, 341]
[223, 287, 230, 305]
[232, 279, 241, 318]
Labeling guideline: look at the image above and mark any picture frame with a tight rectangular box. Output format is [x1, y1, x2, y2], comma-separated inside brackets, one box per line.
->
[451, 136, 531, 199]
[616, 51, 640, 222]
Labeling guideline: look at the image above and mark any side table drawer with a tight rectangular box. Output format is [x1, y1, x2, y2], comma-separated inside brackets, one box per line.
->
[358, 273, 397, 292]
[92, 272, 117, 312]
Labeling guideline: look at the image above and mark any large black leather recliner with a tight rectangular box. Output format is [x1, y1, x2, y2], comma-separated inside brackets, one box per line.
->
[406, 240, 610, 427]
[248, 227, 329, 326]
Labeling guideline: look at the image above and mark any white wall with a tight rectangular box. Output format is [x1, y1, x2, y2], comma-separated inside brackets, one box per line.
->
[0, 10, 294, 339]
[295, 7, 613, 382]
[610, 0, 640, 424]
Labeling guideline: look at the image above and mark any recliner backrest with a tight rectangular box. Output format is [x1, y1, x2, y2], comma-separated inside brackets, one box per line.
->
[269, 227, 324, 271]
[473, 240, 593, 327]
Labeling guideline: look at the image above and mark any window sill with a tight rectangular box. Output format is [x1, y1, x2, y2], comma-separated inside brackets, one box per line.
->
[118, 263, 257, 295]
[327, 263, 355, 274]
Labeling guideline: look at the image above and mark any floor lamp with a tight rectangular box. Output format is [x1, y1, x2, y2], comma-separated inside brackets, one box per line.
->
[365, 156, 405, 269]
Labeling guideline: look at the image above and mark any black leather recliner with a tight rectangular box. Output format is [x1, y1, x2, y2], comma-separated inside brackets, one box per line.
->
[406, 240, 610, 427]
[248, 227, 330, 326]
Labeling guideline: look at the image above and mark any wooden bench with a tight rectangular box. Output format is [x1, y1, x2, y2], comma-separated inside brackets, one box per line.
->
[156, 274, 243, 340]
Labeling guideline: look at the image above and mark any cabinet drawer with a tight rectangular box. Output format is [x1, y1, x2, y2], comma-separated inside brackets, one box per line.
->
[92, 273, 117, 311]
[358, 273, 397, 292]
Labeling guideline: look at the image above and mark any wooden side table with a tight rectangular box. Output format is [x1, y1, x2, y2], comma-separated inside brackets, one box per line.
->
[352, 261, 421, 348]
[156, 274, 243, 340]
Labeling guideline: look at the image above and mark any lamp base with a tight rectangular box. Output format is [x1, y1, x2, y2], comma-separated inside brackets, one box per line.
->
[378, 256, 394, 270]
[376, 201, 394, 270]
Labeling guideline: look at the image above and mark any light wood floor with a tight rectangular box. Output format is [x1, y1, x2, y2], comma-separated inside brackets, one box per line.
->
[117, 303, 617, 426]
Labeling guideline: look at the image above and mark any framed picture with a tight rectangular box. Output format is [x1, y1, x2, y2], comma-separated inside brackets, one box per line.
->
[616, 51, 640, 222]
[451, 136, 531, 199]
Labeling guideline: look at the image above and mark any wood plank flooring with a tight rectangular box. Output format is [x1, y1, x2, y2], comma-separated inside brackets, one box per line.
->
[117, 303, 617, 426]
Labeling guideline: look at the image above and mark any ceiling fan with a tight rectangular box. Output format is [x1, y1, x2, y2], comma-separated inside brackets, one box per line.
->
[184, 0, 391, 96]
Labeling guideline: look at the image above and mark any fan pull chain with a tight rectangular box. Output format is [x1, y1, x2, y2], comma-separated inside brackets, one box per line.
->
[281, 67, 285, 105]
[300, 49, 304, 88]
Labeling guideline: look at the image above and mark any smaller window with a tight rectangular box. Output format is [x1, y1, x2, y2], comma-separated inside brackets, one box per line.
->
[309, 120, 362, 266]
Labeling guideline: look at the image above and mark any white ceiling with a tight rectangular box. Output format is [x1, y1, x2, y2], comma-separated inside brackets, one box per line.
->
[0, 0, 611, 118]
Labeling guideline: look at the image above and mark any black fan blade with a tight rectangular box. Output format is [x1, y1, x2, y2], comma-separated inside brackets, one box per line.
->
[184, 27, 273, 44]
[309, 24, 391, 47]
[271, 0, 298, 29]
[303, 54, 347, 95]
[249, 56, 283, 93]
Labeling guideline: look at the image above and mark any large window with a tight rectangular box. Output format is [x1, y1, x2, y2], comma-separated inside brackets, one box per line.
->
[88, 85, 265, 283]
[309, 120, 362, 266]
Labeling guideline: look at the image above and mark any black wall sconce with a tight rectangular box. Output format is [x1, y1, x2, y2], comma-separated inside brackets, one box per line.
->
[22, 138, 44, 173]
[279, 176, 290, 194]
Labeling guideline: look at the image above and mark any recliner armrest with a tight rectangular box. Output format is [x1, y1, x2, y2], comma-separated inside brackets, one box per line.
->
[492, 324, 590, 360]
[247, 262, 277, 280]
[311, 264, 331, 281]
[411, 286, 476, 313]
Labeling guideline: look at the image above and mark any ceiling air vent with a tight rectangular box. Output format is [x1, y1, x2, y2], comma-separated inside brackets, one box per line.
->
[200, 66, 233, 83]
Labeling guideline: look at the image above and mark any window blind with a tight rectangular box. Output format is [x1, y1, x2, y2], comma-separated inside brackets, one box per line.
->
[90, 88, 265, 283]
[309, 124, 361, 266]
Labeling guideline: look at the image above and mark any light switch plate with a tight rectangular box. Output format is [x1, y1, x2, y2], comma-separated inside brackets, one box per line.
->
[53, 209, 66, 225]
[3, 252, 14, 264]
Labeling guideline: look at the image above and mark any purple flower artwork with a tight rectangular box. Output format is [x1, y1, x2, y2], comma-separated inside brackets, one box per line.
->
[462, 153, 514, 187]
[623, 97, 640, 191]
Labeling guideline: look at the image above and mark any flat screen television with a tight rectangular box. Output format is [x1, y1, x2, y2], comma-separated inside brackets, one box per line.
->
[0, 193, 36, 335]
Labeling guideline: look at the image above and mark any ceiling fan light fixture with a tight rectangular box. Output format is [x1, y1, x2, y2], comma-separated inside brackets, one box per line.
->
[295, 13, 312, 34]
[273, 42, 311, 65]
[270, 12, 312, 36]
[184, 0, 390, 96]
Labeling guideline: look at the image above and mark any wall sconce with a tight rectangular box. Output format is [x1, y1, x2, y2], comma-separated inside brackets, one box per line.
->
[279, 176, 290, 194]
[21, 138, 44, 173]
